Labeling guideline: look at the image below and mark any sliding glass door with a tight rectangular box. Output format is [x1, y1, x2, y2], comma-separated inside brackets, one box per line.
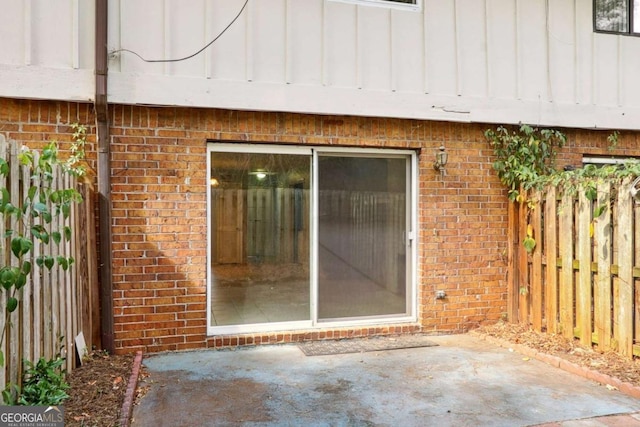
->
[207, 145, 415, 334]
[317, 155, 410, 320]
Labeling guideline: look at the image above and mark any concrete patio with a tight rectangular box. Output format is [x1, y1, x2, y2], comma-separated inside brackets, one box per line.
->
[131, 334, 639, 426]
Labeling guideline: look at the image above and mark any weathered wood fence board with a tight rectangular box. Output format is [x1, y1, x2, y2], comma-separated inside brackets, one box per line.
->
[616, 179, 634, 357]
[510, 180, 640, 358]
[595, 182, 612, 349]
[544, 187, 558, 334]
[559, 191, 574, 339]
[0, 135, 98, 390]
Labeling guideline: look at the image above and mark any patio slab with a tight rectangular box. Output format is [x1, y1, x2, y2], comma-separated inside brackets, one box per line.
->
[131, 334, 639, 426]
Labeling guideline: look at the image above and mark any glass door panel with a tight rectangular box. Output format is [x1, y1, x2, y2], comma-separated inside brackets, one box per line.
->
[209, 151, 311, 326]
[317, 155, 409, 320]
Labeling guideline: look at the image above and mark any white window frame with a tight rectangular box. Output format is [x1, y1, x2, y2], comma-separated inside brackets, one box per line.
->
[206, 143, 418, 336]
[582, 155, 639, 165]
[329, 0, 421, 11]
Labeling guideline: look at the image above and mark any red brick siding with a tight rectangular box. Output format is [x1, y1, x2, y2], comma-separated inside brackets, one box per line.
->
[3, 97, 639, 354]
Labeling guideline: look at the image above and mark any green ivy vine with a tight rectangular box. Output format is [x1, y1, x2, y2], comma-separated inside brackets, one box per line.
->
[486, 124, 639, 253]
[485, 124, 567, 202]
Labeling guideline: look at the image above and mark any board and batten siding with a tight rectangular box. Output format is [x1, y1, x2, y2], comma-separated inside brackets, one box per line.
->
[0, 0, 95, 101]
[2, 0, 640, 130]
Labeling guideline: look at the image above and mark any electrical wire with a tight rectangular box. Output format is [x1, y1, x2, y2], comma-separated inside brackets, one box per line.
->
[110, 0, 249, 63]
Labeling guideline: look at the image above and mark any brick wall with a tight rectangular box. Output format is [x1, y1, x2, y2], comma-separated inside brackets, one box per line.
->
[3, 97, 637, 354]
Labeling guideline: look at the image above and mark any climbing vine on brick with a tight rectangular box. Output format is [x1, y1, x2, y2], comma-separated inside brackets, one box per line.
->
[485, 124, 640, 255]
[485, 124, 567, 202]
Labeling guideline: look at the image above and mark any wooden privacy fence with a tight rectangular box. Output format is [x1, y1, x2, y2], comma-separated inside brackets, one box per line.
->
[509, 179, 640, 358]
[211, 188, 310, 265]
[0, 135, 99, 391]
[320, 190, 406, 291]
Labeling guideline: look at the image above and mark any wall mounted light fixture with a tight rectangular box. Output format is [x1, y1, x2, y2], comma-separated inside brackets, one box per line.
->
[433, 145, 448, 172]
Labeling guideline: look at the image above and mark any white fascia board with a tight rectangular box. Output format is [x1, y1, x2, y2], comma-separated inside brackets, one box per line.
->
[0, 64, 94, 102]
[109, 72, 640, 131]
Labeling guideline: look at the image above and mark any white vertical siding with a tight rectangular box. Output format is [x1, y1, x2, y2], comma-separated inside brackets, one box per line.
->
[208, 0, 248, 81]
[593, 36, 620, 107]
[358, 6, 391, 90]
[0, 1, 27, 65]
[288, 1, 323, 85]
[516, 0, 549, 102]
[119, 1, 165, 74]
[485, 0, 517, 100]
[0, 0, 93, 101]
[324, 2, 358, 87]
[252, 0, 286, 83]
[620, 37, 640, 108]
[547, 0, 576, 105]
[165, 0, 207, 77]
[30, 1, 74, 67]
[574, 0, 593, 105]
[391, 9, 423, 93]
[103, 0, 640, 129]
[3, 0, 640, 129]
[455, 0, 488, 98]
[77, 0, 95, 70]
[423, 0, 457, 95]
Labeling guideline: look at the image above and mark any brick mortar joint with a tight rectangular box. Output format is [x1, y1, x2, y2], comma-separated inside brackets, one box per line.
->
[469, 330, 640, 400]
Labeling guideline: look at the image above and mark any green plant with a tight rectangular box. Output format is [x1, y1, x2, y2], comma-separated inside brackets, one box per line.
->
[3, 338, 70, 406]
[485, 124, 567, 201]
[0, 124, 86, 367]
[485, 124, 638, 254]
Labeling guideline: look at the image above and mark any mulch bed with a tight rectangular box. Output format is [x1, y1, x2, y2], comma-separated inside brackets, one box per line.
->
[64, 351, 135, 427]
[476, 321, 640, 387]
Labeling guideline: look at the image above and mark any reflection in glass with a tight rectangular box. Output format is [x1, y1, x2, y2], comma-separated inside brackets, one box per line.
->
[209, 152, 310, 326]
[317, 156, 408, 320]
[594, 0, 628, 32]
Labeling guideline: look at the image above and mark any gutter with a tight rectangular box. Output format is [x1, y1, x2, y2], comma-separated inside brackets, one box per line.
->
[95, 0, 114, 353]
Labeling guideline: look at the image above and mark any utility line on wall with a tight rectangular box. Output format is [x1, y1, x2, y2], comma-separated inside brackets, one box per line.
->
[110, 0, 249, 63]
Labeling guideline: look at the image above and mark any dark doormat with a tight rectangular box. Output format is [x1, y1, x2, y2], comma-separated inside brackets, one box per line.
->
[298, 334, 438, 356]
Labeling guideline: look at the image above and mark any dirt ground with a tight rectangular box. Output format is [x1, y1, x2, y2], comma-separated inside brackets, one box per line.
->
[62, 323, 640, 426]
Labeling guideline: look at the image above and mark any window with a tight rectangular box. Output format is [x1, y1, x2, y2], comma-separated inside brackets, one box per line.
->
[594, 0, 640, 34]
[329, 0, 420, 10]
[207, 144, 417, 334]
[582, 155, 639, 165]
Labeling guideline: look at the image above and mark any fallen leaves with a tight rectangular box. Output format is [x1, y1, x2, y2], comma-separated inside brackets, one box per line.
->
[65, 351, 134, 426]
[478, 322, 640, 388]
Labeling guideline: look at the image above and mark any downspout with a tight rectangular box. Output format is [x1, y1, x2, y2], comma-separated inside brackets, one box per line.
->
[95, 0, 114, 353]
